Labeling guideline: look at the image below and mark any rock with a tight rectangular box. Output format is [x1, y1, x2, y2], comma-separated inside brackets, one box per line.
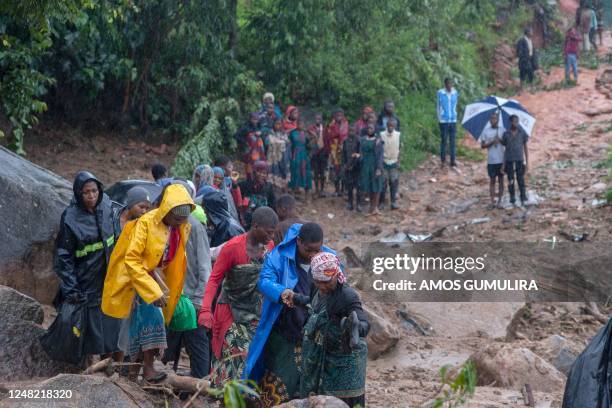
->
[531, 335, 578, 376]
[470, 344, 565, 392]
[589, 182, 607, 193]
[0, 147, 72, 304]
[0, 285, 44, 324]
[277, 395, 349, 408]
[0, 286, 78, 380]
[341, 246, 363, 268]
[362, 304, 400, 359]
[0, 374, 159, 408]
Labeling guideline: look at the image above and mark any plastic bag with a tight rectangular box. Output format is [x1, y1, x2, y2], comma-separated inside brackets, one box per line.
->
[39, 301, 86, 364]
[168, 294, 197, 332]
[562, 319, 612, 408]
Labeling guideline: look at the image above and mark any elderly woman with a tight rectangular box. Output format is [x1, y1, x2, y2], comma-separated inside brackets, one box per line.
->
[54, 171, 122, 365]
[103, 184, 195, 382]
[300, 252, 369, 407]
[193, 164, 215, 198]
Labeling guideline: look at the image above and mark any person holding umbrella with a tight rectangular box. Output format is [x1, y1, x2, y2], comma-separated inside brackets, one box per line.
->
[502, 115, 530, 209]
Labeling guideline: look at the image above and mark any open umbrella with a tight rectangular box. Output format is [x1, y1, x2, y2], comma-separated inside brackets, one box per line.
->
[461, 96, 536, 139]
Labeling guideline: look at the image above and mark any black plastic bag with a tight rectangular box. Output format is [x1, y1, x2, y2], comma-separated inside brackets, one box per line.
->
[562, 319, 612, 408]
[39, 301, 86, 365]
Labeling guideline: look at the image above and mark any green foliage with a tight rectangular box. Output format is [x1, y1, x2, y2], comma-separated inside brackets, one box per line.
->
[208, 379, 259, 408]
[432, 360, 477, 408]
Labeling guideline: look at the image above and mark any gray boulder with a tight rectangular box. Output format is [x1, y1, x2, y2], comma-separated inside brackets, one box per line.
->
[0, 146, 71, 304]
[0, 285, 78, 380]
[278, 395, 349, 408]
[363, 304, 400, 359]
[0, 374, 158, 408]
[0, 285, 44, 324]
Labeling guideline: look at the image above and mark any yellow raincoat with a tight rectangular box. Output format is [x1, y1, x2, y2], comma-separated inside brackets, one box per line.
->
[102, 184, 194, 324]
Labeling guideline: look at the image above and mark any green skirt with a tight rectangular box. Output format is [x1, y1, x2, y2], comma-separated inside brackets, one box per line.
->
[259, 329, 302, 407]
[300, 308, 367, 406]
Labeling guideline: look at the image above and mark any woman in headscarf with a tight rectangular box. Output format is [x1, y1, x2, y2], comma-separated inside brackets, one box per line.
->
[235, 112, 266, 180]
[238, 160, 276, 229]
[261, 92, 283, 119]
[300, 252, 369, 407]
[102, 184, 195, 382]
[54, 171, 122, 365]
[193, 164, 215, 198]
[283, 106, 299, 133]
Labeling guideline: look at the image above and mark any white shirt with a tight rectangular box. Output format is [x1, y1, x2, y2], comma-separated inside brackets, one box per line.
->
[381, 130, 401, 165]
[480, 124, 505, 164]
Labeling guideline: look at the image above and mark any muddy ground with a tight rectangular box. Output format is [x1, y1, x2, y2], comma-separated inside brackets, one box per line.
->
[21, 26, 611, 408]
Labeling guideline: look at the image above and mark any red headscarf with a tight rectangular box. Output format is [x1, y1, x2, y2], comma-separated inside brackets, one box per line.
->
[283, 105, 298, 132]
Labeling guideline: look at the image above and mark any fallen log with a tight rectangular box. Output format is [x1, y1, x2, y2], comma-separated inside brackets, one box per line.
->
[164, 373, 211, 394]
[83, 357, 113, 375]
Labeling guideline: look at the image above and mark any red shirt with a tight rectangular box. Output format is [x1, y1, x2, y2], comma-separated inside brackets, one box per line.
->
[199, 233, 274, 358]
[564, 28, 581, 57]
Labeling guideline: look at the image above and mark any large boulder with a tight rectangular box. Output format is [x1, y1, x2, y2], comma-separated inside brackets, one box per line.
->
[0, 285, 78, 380]
[470, 343, 565, 393]
[362, 304, 400, 359]
[278, 395, 349, 408]
[0, 285, 44, 324]
[0, 146, 71, 304]
[0, 374, 159, 408]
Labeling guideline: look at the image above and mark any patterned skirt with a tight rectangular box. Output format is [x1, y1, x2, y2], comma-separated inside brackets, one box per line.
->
[259, 330, 303, 407]
[128, 296, 167, 360]
[209, 320, 258, 388]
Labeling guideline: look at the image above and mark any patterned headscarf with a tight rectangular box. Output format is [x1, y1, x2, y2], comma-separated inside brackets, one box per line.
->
[212, 166, 225, 177]
[311, 252, 346, 283]
[193, 164, 214, 193]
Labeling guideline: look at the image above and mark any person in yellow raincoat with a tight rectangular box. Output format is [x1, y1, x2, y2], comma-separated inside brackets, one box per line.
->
[103, 184, 194, 382]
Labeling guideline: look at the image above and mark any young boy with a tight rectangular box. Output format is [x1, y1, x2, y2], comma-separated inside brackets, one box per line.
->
[380, 118, 401, 210]
[480, 112, 505, 209]
[300, 252, 369, 408]
[342, 126, 361, 211]
[502, 115, 529, 208]
[308, 113, 328, 197]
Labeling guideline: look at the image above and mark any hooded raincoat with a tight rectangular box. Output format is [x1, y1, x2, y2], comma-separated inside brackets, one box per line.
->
[54, 171, 121, 355]
[102, 184, 194, 324]
[243, 223, 336, 381]
[201, 190, 245, 248]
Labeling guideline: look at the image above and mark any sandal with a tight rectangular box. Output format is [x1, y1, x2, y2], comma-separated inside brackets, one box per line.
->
[144, 371, 167, 383]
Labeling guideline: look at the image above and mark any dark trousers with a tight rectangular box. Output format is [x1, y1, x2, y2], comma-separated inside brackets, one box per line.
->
[163, 326, 210, 378]
[439, 123, 456, 165]
[345, 171, 360, 205]
[380, 162, 399, 204]
[505, 160, 527, 204]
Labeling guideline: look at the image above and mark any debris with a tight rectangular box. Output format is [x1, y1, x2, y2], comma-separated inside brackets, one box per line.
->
[450, 197, 479, 214]
[407, 234, 432, 242]
[470, 217, 491, 225]
[379, 232, 407, 243]
[591, 198, 607, 208]
[522, 383, 535, 407]
[327, 213, 335, 219]
[341, 246, 363, 268]
[396, 309, 430, 336]
[558, 231, 588, 242]
[429, 177, 437, 183]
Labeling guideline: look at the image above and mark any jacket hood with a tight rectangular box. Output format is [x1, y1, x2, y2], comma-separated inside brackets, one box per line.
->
[201, 190, 232, 227]
[277, 223, 303, 260]
[73, 171, 103, 208]
[155, 184, 195, 223]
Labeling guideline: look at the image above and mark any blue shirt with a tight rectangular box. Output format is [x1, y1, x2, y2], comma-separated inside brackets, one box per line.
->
[437, 88, 459, 123]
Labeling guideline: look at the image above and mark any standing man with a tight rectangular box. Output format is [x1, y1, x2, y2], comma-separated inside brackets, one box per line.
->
[579, 6, 593, 53]
[502, 115, 530, 209]
[437, 78, 459, 168]
[480, 112, 505, 209]
[243, 223, 340, 405]
[377, 100, 401, 132]
[379, 118, 401, 210]
[516, 28, 537, 92]
[564, 24, 581, 84]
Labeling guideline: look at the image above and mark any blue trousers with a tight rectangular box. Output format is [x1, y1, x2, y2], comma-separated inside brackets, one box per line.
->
[565, 54, 578, 82]
[439, 123, 456, 165]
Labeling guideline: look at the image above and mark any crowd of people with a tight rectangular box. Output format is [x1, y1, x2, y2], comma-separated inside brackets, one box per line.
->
[46, 153, 370, 406]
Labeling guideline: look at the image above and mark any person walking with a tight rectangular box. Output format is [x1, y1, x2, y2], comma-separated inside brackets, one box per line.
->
[437, 78, 459, 168]
[54, 171, 122, 366]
